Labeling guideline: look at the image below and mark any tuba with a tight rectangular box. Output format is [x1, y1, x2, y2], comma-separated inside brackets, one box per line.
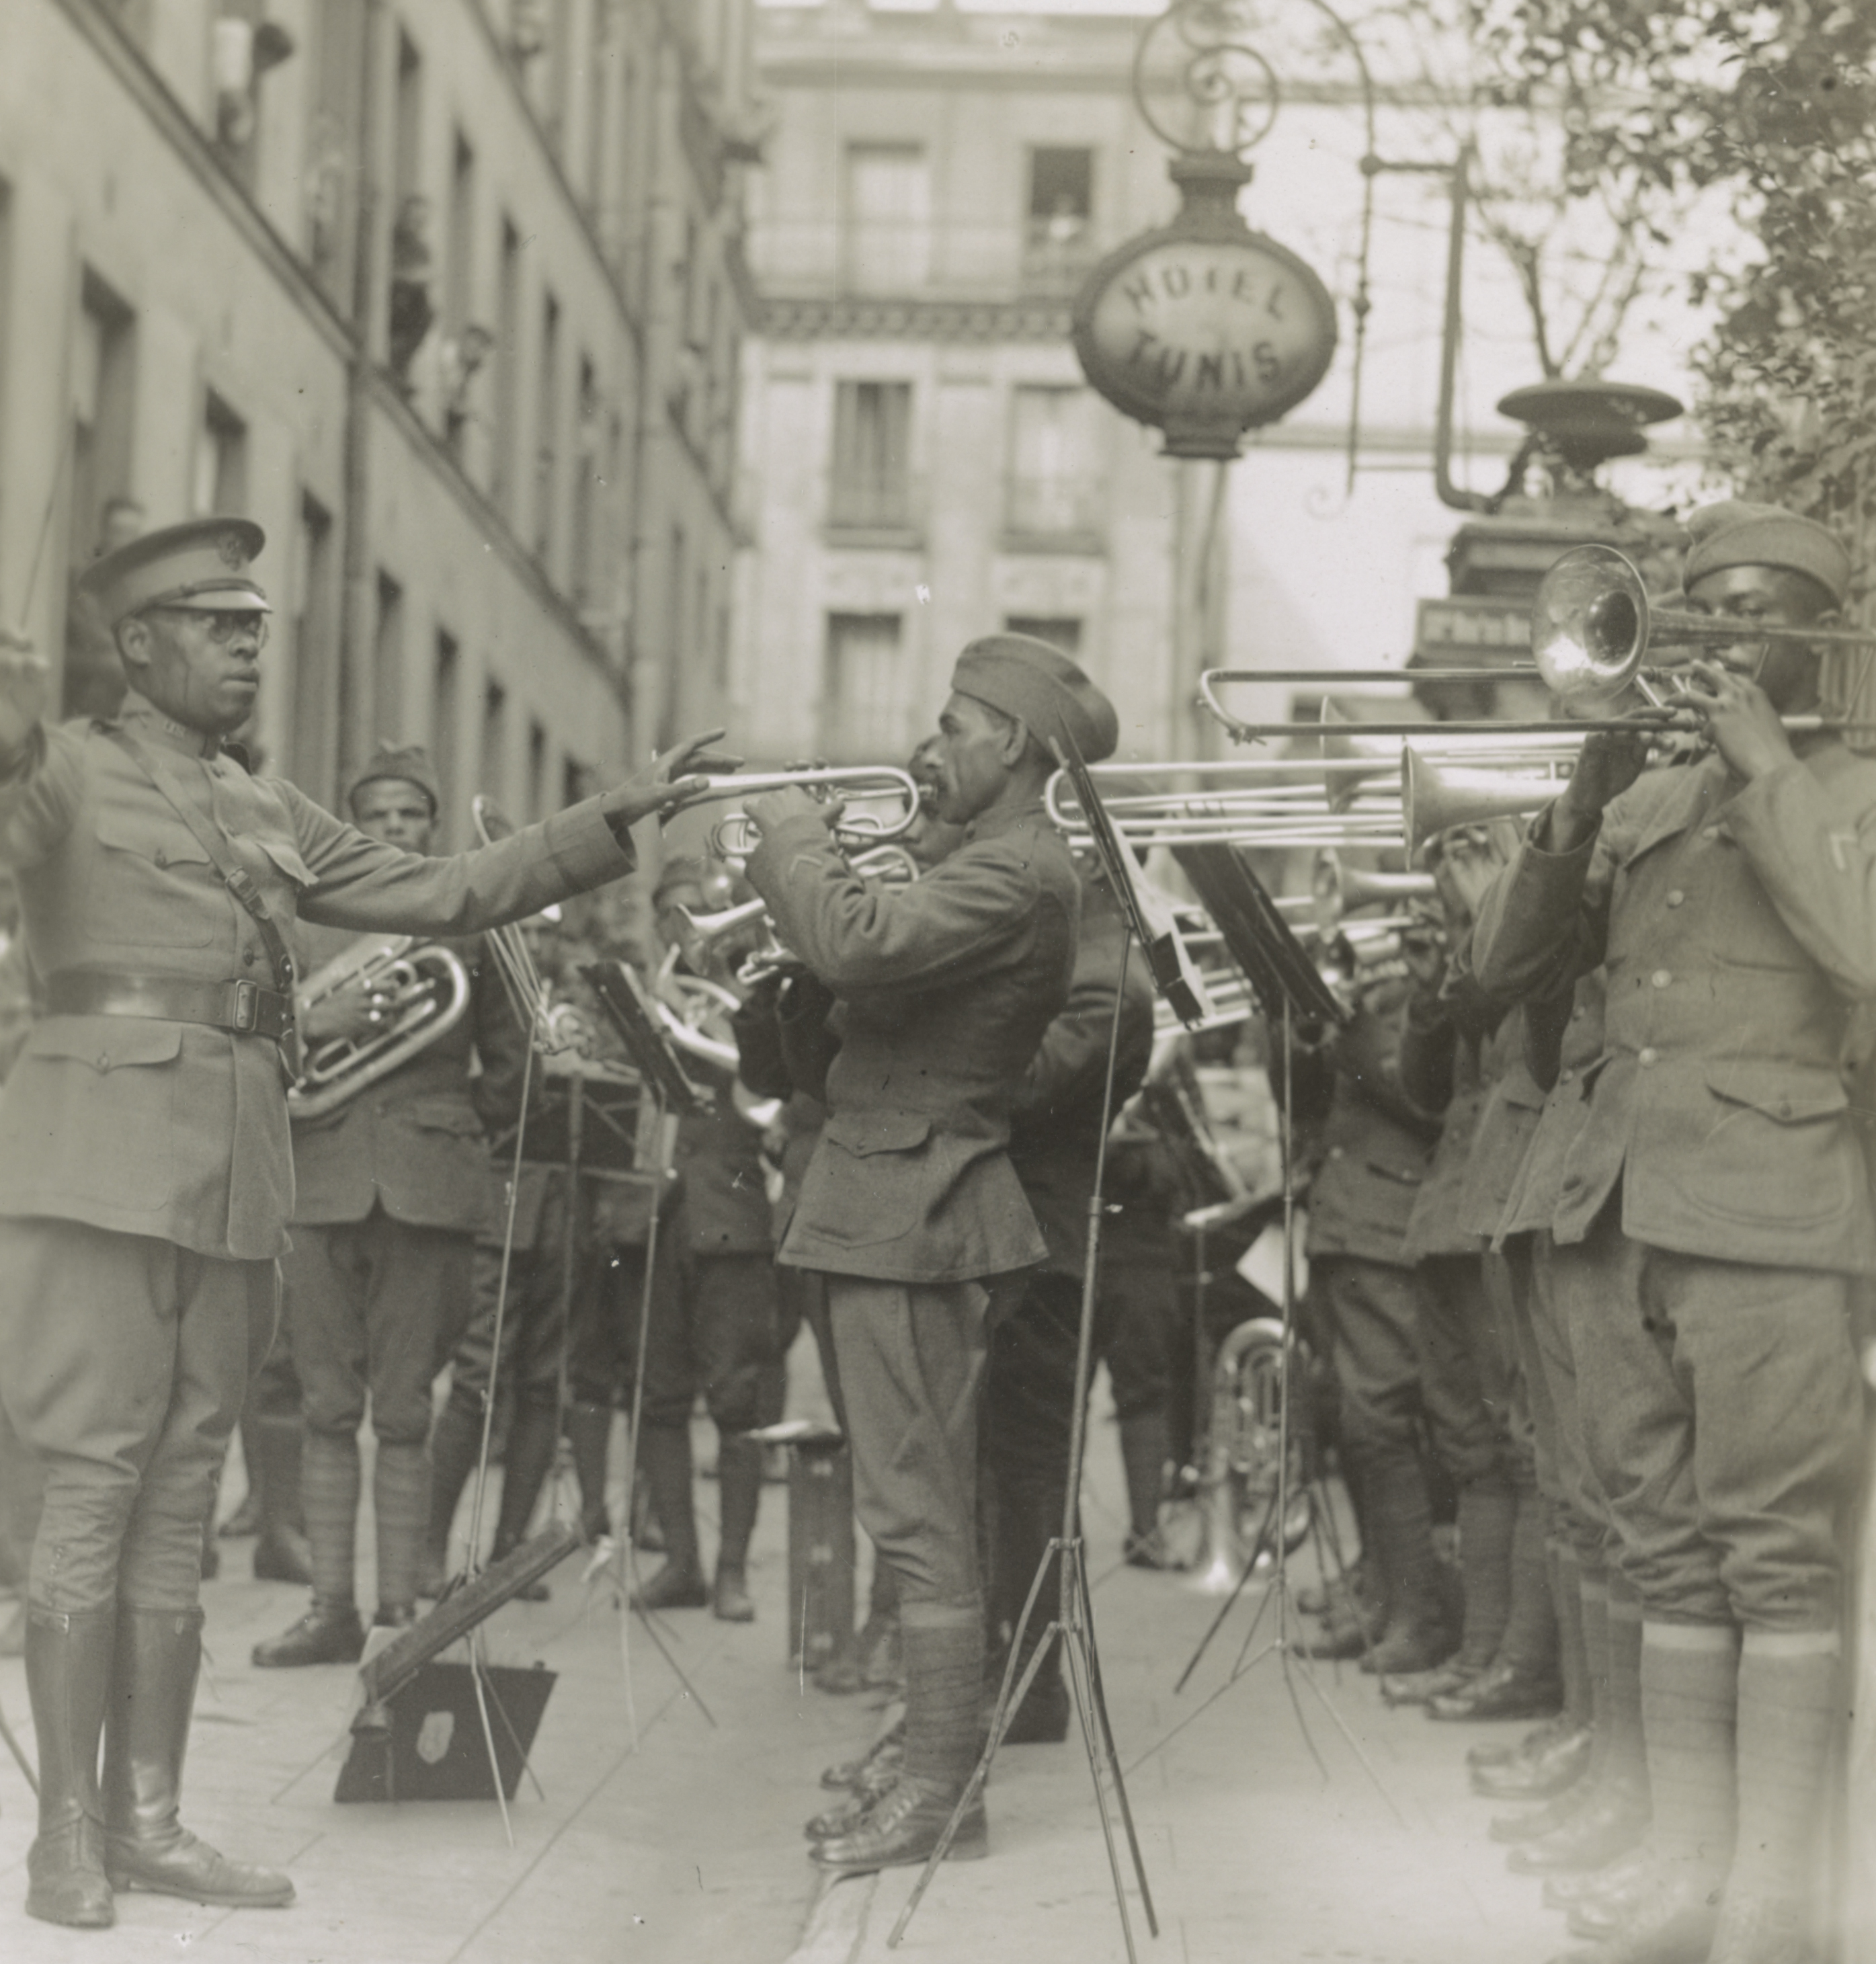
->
[288, 935, 472, 1118]
[1194, 1317, 1314, 1595]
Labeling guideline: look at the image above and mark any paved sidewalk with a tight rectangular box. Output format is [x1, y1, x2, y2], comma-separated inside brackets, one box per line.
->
[0, 1397, 1578, 1964]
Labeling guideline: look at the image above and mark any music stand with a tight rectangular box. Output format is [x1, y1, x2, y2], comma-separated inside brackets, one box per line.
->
[892, 737, 1222, 1959]
[579, 961, 718, 1744]
[1131, 843, 1399, 1820]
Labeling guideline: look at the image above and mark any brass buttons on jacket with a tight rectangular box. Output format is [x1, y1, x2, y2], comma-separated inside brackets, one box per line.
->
[1638, 1047, 1658, 1067]
[1651, 970, 1672, 989]
[1666, 890, 1686, 908]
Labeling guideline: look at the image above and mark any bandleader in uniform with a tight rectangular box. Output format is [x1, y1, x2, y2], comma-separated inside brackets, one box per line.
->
[1472, 501, 1875, 1964]
[0, 518, 726, 1930]
[742, 634, 1113, 1873]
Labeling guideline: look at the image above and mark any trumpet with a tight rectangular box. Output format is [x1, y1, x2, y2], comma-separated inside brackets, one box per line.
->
[695, 766, 924, 859]
[288, 936, 472, 1119]
[1309, 849, 1436, 932]
[1401, 749, 1566, 856]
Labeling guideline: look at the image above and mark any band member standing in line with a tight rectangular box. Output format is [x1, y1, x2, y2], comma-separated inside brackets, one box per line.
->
[1473, 501, 1875, 1964]
[0, 518, 729, 1930]
[252, 745, 531, 1666]
[743, 634, 1114, 1874]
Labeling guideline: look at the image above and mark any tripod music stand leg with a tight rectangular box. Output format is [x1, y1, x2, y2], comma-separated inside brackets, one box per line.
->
[1065, 1544, 1159, 1938]
[467, 1625, 518, 1846]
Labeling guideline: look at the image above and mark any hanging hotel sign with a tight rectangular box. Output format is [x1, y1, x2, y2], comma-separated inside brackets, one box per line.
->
[1071, 161, 1338, 461]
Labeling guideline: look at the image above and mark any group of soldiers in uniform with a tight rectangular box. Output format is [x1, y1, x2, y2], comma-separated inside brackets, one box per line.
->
[0, 494, 1866, 1964]
[1293, 500, 1872, 1964]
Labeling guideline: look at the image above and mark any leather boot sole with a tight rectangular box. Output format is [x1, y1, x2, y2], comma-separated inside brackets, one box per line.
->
[1473, 1723, 1593, 1801]
[809, 1800, 987, 1874]
[26, 1822, 114, 1929]
[251, 1608, 365, 1669]
[1428, 1664, 1561, 1722]
[1506, 1789, 1649, 1875]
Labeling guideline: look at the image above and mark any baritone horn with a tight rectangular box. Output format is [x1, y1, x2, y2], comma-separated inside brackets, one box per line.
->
[288, 936, 472, 1118]
[1532, 543, 1876, 704]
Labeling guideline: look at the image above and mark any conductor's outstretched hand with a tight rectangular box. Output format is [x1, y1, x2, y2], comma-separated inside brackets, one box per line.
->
[604, 728, 743, 829]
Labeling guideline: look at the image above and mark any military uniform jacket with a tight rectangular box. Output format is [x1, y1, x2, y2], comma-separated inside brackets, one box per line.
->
[1303, 992, 1439, 1268]
[1492, 972, 1606, 1244]
[746, 799, 1079, 1283]
[1472, 740, 1876, 1272]
[1006, 884, 1156, 1280]
[289, 922, 528, 1236]
[0, 699, 633, 1260]
[1399, 973, 1503, 1262]
[672, 1063, 778, 1260]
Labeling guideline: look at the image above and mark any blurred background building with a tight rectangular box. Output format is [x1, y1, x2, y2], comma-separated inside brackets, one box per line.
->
[731, 0, 1715, 771]
[0, 0, 762, 838]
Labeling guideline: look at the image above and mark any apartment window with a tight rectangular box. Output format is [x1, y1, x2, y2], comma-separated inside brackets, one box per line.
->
[534, 290, 561, 563]
[70, 272, 137, 571]
[444, 132, 475, 337]
[823, 614, 907, 759]
[1004, 616, 1082, 656]
[305, 3, 362, 300]
[372, 571, 403, 744]
[481, 680, 508, 807]
[290, 493, 337, 797]
[494, 216, 522, 509]
[843, 145, 930, 294]
[386, 34, 432, 380]
[1028, 147, 1092, 249]
[829, 381, 913, 532]
[193, 391, 247, 517]
[432, 629, 460, 838]
[526, 717, 548, 821]
[572, 356, 601, 606]
[1006, 386, 1102, 542]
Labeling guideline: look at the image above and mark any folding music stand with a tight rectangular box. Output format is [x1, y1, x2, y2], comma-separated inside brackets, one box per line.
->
[892, 737, 1222, 1960]
[1131, 842, 1401, 1822]
[577, 961, 719, 1744]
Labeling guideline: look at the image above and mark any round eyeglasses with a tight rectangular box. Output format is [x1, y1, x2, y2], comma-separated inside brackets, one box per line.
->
[147, 606, 270, 647]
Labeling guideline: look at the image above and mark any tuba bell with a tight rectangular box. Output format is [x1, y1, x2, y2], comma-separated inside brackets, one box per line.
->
[1194, 1317, 1314, 1595]
[288, 935, 472, 1118]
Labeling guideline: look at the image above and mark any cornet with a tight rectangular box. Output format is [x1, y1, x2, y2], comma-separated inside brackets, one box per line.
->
[696, 766, 924, 858]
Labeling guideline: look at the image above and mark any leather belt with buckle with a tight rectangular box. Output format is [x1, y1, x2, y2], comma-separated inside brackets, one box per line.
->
[45, 970, 296, 1043]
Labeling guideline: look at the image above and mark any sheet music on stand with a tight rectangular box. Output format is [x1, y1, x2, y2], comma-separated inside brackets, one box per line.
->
[1172, 841, 1350, 1031]
[579, 961, 705, 1117]
[1052, 735, 1216, 1030]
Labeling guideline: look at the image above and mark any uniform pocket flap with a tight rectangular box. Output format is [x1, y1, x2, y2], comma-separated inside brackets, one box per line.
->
[823, 1109, 933, 1157]
[407, 1097, 485, 1137]
[1704, 1061, 1848, 1125]
[255, 836, 317, 888]
[95, 811, 211, 864]
[1363, 1157, 1424, 1186]
[29, 1016, 185, 1069]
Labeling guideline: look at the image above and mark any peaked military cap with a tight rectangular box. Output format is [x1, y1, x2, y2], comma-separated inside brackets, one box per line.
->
[77, 516, 270, 625]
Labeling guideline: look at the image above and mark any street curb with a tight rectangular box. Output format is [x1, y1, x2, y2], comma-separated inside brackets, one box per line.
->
[784, 1871, 879, 1964]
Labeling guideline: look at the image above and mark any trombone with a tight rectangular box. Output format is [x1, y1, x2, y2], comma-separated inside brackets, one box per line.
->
[1201, 542, 1876, 743]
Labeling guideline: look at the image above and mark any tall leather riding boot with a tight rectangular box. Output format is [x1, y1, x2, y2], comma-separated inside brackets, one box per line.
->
[103, 1608, 294, 1908]
[250, 1416, 312, 1586]
[631, 1424, 706, 1609]
[492, 1397, 561, 1557]
[424, 1396, 484, 1584]
[712, 1434, 762, 1623]
[23, 1604, 116, 1928]
[564, 1401, 614, 1538]
[1118, 1409, 1172, 1567]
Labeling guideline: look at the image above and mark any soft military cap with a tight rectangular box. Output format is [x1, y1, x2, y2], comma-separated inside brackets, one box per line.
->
[349, 743, 442, 817]
[950, 633, 1120, 764]
[1683, 499, 1850, 606]
[77, 516, 270, 625]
